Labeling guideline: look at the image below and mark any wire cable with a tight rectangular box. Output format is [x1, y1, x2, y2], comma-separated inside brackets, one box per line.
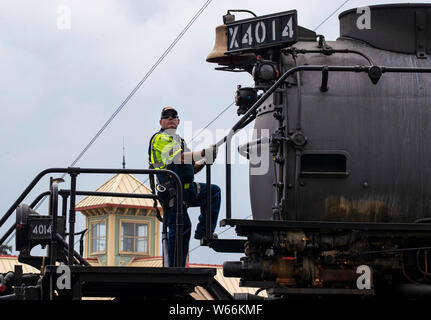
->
[64, 0, 214, 172]
[313, 0, 351, 31]
[74, 101, 235, 248]
[189, 102, 234, 143]
[8, 0, 215, 248]
[33, 0, 214, 211]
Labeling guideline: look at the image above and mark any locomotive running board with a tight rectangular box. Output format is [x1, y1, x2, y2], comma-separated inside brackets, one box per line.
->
[220, 219, 431, 236]
[267, 287, 375, 296]
[239, 280, 374, 296]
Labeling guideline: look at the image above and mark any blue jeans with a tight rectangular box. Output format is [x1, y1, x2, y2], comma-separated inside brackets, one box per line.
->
[167, 183, 221, 267]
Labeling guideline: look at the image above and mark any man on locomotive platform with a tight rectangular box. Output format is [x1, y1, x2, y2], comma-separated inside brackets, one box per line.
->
[149, 106, 221, 267]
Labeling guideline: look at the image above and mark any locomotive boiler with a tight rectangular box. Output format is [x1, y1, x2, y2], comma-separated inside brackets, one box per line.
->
[207, 4, 431, 297]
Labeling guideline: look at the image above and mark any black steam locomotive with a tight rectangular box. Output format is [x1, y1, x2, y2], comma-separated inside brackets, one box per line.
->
[1, 3, 431, 300]
[206, 3, 431, 298]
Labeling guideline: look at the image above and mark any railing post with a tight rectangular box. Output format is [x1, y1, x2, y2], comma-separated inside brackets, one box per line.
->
[68, 173, 78, 265]
[205, 164, 212, 240]
[48, 177, 53, 220]
[226, 137, 232, 220]
[170, 173, 183, 268]
[79, 230, 86, 257]
[49, 183, 59, 266]
[161, 202, 169, 267]
[49, 182, 59, 300]
[61, 193, 68, 236]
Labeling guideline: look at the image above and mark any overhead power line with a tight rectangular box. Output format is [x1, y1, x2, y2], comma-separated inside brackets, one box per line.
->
[188, 102, 234, 144]
[313, 0, 351, 31]
[33, 0, 214, 211]
[66, 0, 214, 171]
[74, 101, 235, 247]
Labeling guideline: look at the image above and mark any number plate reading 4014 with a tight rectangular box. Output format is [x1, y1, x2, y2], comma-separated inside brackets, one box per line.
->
[29, 219, 53, 240]
[226, 10, 298, 53]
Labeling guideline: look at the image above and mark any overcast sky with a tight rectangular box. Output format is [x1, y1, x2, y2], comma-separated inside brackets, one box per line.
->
[0, 0, 427, 264]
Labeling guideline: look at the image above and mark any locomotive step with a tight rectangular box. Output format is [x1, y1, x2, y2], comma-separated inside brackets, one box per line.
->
[202, 238, 247, 253]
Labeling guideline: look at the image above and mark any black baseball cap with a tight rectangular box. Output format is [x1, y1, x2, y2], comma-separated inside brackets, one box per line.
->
[161, 106, 178, 118]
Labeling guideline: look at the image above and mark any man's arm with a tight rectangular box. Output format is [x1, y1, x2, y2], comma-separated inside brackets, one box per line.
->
[181, 145, 218, 165]
[155, 134, 209, 167]
[193, 159, 205, 173]
[181, 150, 205, 164]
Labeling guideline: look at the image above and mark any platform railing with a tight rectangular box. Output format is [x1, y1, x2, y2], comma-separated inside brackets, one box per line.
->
[0, 168, 184, 268]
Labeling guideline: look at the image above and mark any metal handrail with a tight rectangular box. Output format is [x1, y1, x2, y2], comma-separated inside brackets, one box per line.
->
[0, 167, 184, 268]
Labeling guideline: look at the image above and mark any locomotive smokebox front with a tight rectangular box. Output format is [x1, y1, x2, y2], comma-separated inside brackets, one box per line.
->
[248, 3, 431, 223]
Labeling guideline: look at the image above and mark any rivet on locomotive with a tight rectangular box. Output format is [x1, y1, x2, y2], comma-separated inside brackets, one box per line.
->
[208, 4, 431, 297]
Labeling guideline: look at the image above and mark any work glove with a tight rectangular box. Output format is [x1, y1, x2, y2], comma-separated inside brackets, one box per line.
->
[202, 145, 218, 164]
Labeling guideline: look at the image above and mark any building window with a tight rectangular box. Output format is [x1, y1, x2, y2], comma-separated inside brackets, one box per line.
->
[90, 220, 106, 254]
[120, 221, 149, 254]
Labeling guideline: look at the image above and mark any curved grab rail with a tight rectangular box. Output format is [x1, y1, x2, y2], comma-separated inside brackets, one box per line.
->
[237, 136, 271, 159]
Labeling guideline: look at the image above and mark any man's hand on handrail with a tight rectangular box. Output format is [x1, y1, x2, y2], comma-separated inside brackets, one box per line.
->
[181, 145, 218, 165]
[202, 145, 218, 164]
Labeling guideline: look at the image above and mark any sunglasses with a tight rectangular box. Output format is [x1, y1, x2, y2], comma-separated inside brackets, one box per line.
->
[161, 114, 178, 119]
